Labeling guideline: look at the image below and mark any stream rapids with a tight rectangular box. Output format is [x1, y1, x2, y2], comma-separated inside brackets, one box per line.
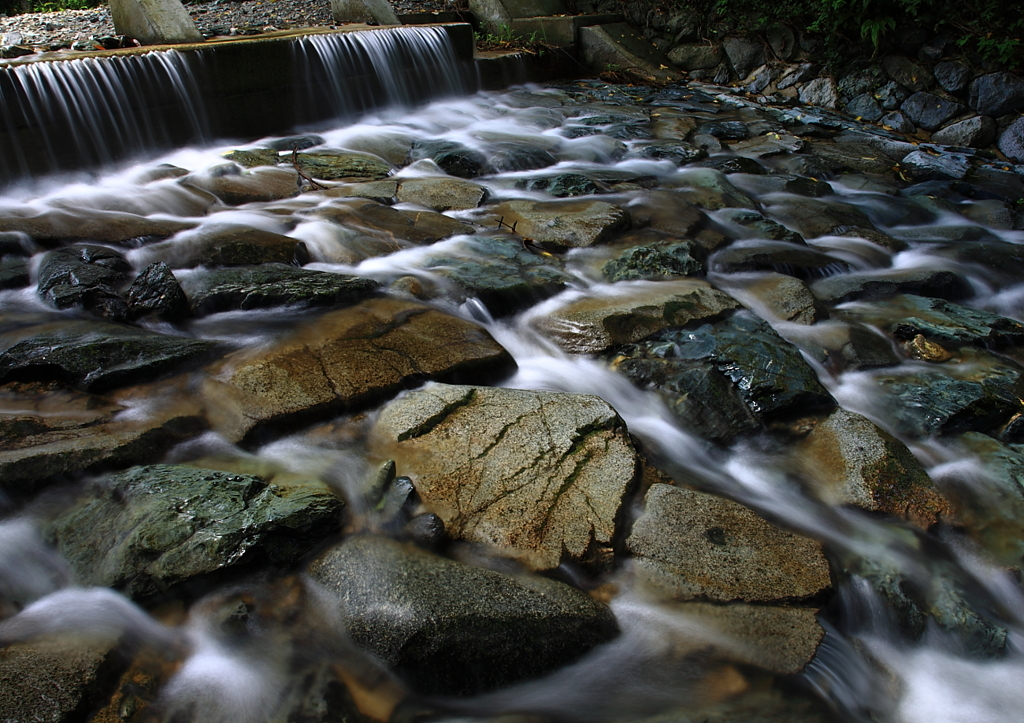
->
[1, 26, 1024, 723]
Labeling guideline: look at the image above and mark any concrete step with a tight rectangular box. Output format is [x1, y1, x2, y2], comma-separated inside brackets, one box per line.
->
[506, 14, 624, 48]
[579, 22, 682, 83]
[469, 0, 568, 27]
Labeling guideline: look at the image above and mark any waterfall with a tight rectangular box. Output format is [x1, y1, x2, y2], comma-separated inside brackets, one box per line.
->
[292, 26, 475, 124]
[0, 50, 208, 178]
[0, 25, 475, 183]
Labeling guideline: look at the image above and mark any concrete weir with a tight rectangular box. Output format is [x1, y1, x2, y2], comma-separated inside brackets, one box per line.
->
[0, 23, 477, 179]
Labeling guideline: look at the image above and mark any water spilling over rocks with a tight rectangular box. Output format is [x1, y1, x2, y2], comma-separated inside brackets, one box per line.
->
[1, 69, 1024, 723]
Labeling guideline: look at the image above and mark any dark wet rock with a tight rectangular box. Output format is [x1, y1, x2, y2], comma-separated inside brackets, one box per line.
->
[36, 244, 131, 319]
[900, 92, 966, 131]
[0, 318, 219, 393]
[628, 484, 831, 603]
[959, 199, 1017, 229]
[182, 165, 301, 205]
[293, 150, 392, 181]
[965, 166, 1024, 204]
[415, 236, 572, 316]
[835, 227, 908, 252]
[743, 64, 782, 95]
[837, 67, 886, 101]
[844, 550, 1008, 657]
[729, 133, 805, 158]
[934, 61, 970, 94]
[794, 408, 950, 528]
[602, 241, 706, 282]
[811, 269, 973, 304]
[931, 116, 998, 149]
[612, 313, 835, 438]
[0, 256, 29, 290]
[798, 77, 839, 108]
[371, 383, 638, 569]
[809, 322, 902, 373]
[842, 294, 1024, 352]
[48, 464, 343, 599]
[0, 642, 117, 723]
[722, 36, 765, 79]
[632, 140, 707, 165]
[846, 94, 883, 122]
[0, 379, 206, 491]
[395, 177, 487, 212]
[484, 143, 558, 173]
[483, 199, 628, 251]
[696, 120, 749, 141]
[125, 262, 189, 322]
[760, 196, 877, 239]
[308, 535, 619, 695]
[407, 140, 486, 179]
[807, 142, 899, 177]
[141, 226, 309, 269]
[968, 72, 1024, 118]
[898, 150, 972, 181]
[871, 349, 1024, 439]
[531, 279, 739, 355]
[717, 208, 804, 244]
[882, 56, 933, 92]
[202, 298, 514, 443]
[222, 148, 281, 168]
[997, 116, 1024, 163]
[181, 264, 380, 316]
[875, 81, 910, 111]
[940, 433, 1024, 563]
[880, 111, 915, 134]
[667, 42, 722, 70]
[776, 62, 816, 90]
[516, 172, 601, 197]
[698, 155, 764, 175]
[710, 240, 849, 280]
[650, 111, 698, 141]
[265, 134, 326, 152]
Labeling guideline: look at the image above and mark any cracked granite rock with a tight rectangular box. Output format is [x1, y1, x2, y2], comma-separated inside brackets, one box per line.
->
[369, 383, 640, 569]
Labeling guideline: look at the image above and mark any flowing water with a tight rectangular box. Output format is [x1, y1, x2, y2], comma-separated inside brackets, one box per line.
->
[1, 26, 1024, 723]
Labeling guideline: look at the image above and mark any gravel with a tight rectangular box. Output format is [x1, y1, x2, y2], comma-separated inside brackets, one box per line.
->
[0, 0, 458, 54]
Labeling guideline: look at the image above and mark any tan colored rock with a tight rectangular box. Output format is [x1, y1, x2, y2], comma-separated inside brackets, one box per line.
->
[794, 407, 950, 528]
[743, 273, 826, 325]
[530, 279, 740, 355]
[0, 642, 116, 721]
[370, 383, 639, 569]
[0, 208, 194, 246]
[483, 198, 629, 251]
[135, 225, 308, 269]
[627, 484, 832, 602]
[203, 298, 514, 442]
[677, 602, 825, 674]
[181, 166, 300, 206]
[311, 198, 473, 243]
[397, 177, 487, 211]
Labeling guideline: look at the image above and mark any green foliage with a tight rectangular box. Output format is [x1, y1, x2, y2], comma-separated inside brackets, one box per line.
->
[680, 0, 1022, 70]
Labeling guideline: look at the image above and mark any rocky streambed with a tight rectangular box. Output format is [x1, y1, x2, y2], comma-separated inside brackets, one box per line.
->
[1, 75, 1024, 722]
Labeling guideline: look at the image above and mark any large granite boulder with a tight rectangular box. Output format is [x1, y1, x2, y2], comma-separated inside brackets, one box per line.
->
[109, 0, 203, 44]
[370, 384, 639, 570]
[308, 535, 618, 695]
[203, 298, 514, 442]
[793, 408, 950, 527]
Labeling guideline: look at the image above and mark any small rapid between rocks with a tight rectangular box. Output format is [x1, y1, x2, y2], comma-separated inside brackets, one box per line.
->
[1, 27, 1024, 723]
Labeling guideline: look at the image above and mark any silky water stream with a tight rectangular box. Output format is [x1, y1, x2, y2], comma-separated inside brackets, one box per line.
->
[1, 26, 1024, 723]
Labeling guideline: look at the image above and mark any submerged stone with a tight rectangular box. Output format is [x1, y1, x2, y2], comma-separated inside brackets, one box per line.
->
[811, 269, 973, 305]
[407, 140, 486, 179]
[181, 263, 380, 316]
[602, 241, 706, 282]
[710, 240, 849, 280]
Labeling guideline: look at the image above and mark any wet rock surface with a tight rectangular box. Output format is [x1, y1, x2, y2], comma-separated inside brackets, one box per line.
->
[308, 535, 619, 695]
[1, 63, 1023, 723]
